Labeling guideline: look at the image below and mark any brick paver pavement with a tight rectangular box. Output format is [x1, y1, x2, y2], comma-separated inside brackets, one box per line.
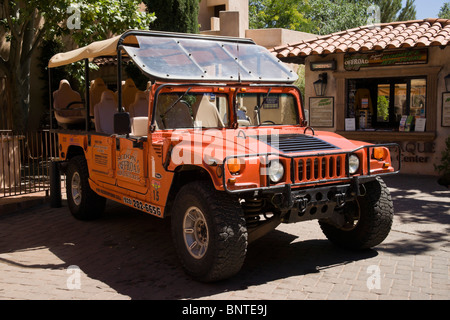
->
[0, 174, 448, 300]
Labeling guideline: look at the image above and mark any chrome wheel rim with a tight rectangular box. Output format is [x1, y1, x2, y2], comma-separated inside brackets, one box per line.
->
[71, 172, 82, 206]
[183, 206, 209, 259]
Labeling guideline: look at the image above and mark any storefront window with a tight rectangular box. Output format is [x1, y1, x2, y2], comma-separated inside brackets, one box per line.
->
[347, 77, 427, 131]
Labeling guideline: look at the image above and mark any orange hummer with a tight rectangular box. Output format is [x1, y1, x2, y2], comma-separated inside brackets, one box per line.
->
[49, 31, 399, 282]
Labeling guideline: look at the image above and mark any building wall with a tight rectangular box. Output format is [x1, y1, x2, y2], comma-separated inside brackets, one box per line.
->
[199, 0, 248, 38]
[304, 46, 450, 176]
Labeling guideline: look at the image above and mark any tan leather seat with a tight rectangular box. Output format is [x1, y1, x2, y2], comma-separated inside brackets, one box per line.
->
[90, 78, 108, 117]
[121, 78, 139, 112]
[53, 80, 85, 127]
[94, 90, 117, 134]
[193, 95, 224, 128]
[129, 91, 149, 118]
[163, 101, 193, 129]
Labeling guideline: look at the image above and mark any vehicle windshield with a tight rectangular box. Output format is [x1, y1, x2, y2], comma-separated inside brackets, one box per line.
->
[154, 89, 300, 130]
[122, 35, 297, 82]
[236, 92, 299, 127]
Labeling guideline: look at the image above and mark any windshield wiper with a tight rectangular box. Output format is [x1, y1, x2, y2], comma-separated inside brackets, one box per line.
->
[160, 87, 192, 120]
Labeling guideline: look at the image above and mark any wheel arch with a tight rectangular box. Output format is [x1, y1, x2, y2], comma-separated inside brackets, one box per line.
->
[164, 165, 216, 216]
[65, 145, 85, 161]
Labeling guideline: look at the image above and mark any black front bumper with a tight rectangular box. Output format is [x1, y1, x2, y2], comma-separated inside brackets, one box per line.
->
[266, 179, 366, 224]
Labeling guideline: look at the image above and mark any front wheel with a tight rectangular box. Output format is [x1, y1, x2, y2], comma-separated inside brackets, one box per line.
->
[319, 177, 394, 249]
[171, 181, 248, 282]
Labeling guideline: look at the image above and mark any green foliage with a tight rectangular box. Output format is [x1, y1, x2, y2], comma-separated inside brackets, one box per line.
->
[305, 0, 371, 35]
[249, 0, 312, 32]
[44, 0, 155, 46]
[249, 0, 417, 35]
[373, 0, 416, 23]
[438, 2, 450, 19]
[293, 64, 305, 99]
[435, 136, 450, 175]
[397, 0, 417, 21]
[377, 95, 389, 121]
[143, 0, 200, 33]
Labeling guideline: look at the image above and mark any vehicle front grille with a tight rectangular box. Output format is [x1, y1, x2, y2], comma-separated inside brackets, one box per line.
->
[296, 154, 346, 182]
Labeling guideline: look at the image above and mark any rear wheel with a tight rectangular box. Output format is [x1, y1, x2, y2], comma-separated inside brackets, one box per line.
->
[319, 177, 394, 249]
[66, 155, 106, 220]
[171, 181, 248, 282]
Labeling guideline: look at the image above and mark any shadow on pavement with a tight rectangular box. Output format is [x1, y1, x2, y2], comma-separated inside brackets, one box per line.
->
[380, 174, 450, 255]
[0, 174, 447, 299]
[0, 200, 376, 300]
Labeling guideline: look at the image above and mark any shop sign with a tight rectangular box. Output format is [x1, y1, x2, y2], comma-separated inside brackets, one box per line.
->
[344, 49, 428, 71]
[310, 60, 336, 71]
[309, 97, 334, 127]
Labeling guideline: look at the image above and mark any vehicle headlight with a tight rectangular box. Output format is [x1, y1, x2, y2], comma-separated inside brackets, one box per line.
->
[268, 160, 284, 183]
[348, 154, 360, 174]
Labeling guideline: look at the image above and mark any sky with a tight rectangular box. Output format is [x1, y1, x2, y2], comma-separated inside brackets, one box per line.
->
[408, 0, 447, 19]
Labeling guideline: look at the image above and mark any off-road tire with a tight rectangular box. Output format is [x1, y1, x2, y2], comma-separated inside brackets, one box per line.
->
[171, 181, 248, 282]
[66, 155, 106, 220]
[319, 177, 394, 249]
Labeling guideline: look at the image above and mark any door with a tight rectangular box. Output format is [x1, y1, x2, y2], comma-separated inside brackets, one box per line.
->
[116, 137, 148, 194]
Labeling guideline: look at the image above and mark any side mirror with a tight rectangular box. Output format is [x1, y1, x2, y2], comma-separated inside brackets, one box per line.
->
[114, 112, 131, 135]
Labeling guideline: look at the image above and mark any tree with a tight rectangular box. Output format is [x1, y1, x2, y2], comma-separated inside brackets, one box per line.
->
[249, 0, 312, 32]
[0, 0, 155, 131]
[373, 0, 416, 23]
[305, 0, 372, 35]
[143, 0, 200, 33]
[397, 0, 417, 21]
[438, 2, 450, 19]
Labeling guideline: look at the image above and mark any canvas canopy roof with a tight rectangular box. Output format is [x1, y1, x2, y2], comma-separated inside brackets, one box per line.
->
[48, 30, 298, 83]
[48, 33, 137, 68]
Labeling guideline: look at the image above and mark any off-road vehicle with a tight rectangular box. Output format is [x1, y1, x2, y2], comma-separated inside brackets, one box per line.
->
[49, 30, 399, 282]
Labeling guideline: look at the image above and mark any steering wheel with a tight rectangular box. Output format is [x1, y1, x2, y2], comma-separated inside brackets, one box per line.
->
[262, 120, 276, 125]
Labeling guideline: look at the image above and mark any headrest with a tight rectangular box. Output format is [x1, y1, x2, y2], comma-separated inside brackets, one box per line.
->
[123, 78, 136, 88]
[100, 90, 116, 102]
[91, 78, 106, 89]
[133, 91, 148, 103]
[58, 79, 71, 90]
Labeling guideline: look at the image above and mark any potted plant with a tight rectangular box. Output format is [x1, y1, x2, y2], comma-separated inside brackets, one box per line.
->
[435, 136, 450, 188]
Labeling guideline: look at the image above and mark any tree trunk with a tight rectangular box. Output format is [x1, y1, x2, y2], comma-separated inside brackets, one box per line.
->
[4, 10, 36, 132]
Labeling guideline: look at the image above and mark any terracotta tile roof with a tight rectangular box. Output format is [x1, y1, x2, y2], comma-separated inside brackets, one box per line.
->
[271, 19, 450, 62]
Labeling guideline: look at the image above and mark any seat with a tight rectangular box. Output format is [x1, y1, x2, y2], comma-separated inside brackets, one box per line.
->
[163, 101, 193, 129]
[193, 94, 224, 128]
[53, 80, 85, 128]
[94, 90, 118, 134]
[121, 78, 139, 112]
[89, 78, 108, 117]
[129, 91, 149, 118]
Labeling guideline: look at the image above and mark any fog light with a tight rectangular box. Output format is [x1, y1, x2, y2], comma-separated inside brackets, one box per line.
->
[227, 158, 242, 174]
[373, 147, 388, 161]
